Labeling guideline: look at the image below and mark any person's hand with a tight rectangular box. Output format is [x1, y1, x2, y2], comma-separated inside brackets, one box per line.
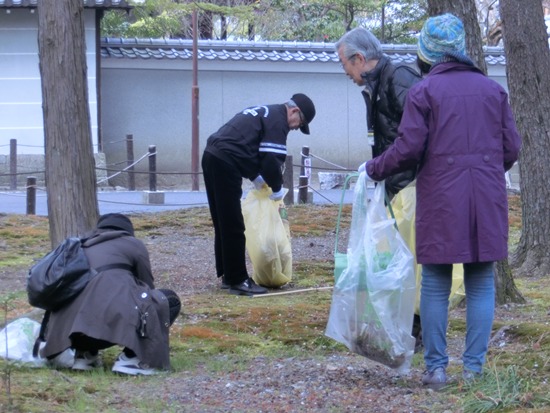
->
[358, 162, 376, 182]
[364, 172, 375, 183]
[252, 175, 267, 190]
[270, 188, 286, 201]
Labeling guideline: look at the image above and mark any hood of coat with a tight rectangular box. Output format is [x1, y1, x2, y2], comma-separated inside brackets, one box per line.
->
[82, 230, 132, 247]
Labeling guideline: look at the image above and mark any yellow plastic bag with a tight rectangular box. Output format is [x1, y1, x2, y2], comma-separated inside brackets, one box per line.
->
[242, 188, 292, 287]
[390, 181, 465, 314]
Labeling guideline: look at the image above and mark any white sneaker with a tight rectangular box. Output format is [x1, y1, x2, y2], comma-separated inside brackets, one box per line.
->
[112, 353, 158, 376]
[72, 351, 102, 371]
[47, 348, 75, 369]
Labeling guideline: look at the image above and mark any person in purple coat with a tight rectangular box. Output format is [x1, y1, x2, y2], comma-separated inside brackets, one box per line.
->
[361, 13, 521, 388]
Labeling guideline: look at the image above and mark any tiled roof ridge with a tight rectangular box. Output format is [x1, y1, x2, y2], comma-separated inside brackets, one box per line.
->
[101, 37, 506, 65]
[0, 0, 132, 8]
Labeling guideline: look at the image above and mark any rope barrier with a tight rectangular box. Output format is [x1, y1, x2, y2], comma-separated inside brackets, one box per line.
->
[0, 170, 45, 177]
[97, 151, 150, 184]
[97, 199, 209, 208]
[293, 183, 336, 204]
[301, 151, 348, 170]
[2, 143, 356, 195]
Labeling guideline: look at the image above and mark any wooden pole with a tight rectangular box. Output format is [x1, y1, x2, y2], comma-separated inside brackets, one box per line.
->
[26, 176, 36, 215]
[298, 175, 308, 204]
[191, 9, 200, 191]
[283, 155, 294, 205]
[126, 134, 135, 191]
[148, 145, 157, 192]
[10, 139, 17, 190]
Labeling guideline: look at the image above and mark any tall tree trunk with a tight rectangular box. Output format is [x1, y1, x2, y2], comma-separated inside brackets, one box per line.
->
[426, 0, 523, 304]
[500, 0, 550, 277]
[38, 0, 99, 247]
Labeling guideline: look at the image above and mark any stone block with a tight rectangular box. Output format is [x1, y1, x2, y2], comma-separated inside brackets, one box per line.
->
[318, 172, 349, 190]
[142, 190, 165, 204]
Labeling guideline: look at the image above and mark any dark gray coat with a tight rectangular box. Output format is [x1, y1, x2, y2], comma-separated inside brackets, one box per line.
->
[41, 229, 171, 369]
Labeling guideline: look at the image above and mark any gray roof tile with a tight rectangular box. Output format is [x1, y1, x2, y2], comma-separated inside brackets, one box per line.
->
[101, 38, 506, 65]
[0, 0, 131, 8]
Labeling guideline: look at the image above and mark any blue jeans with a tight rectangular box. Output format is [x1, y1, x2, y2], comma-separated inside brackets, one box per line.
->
[420, 262, 495, 374]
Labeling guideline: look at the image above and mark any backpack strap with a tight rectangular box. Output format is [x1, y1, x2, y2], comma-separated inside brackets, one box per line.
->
[32, 310, 50, 358]
[94, 263, 134, 273]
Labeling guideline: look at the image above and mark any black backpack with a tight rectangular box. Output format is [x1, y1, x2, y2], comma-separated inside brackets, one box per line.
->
[27, 237, 95, 311]
[27, 236, 133, 357]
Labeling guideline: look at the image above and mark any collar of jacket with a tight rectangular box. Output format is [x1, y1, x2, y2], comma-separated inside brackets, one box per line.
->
[429, 60, 484, 77]
[360, 55, 389, 92]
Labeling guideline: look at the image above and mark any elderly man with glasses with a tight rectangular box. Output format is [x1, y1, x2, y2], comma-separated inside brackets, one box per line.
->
[335, 27, 421, 201]
[201, 93, 315, 296]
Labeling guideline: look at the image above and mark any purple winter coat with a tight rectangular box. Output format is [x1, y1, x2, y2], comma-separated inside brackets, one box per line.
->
[367, 62, 521, 264]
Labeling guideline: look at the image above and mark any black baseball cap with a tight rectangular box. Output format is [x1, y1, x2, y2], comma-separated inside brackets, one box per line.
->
[291, 93, 316, 135]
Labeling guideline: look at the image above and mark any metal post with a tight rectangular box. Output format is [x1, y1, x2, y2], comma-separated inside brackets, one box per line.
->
[283, 155, 294, 205]
[26, 176, 36, 215]
[10, 139, 17, 190]
[148, 145, 157, 192]
[126, 134, 135, 191]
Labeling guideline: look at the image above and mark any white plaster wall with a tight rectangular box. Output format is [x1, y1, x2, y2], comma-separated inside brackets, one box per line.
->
[100, 58, 374, 179]
[0, 9, 98, 156]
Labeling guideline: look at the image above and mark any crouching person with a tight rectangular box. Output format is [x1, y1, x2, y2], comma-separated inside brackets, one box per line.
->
[41, 213, 181, 375]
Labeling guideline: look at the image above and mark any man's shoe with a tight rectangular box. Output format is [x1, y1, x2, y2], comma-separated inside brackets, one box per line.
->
[72, 350, 102, 371]
[463, 369, 482, 382]
[112, 353, 158, 376]
[422, 367, 447, 390]
[220, 276, 230, 290]
[229, 277, 268, 296]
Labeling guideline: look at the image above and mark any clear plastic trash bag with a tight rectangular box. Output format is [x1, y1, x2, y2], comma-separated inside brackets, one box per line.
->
[0, 317, 74, 368]
[326, 175, 416, 373]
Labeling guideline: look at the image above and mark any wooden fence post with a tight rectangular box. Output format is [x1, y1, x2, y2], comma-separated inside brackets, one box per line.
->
[283, 155, 294, 205]
[10, 139, 17, 190]
[26, 176, 36, 215]
[298, 175, 308, 204]
[148, 145, 157, 192]
[126, 134, 135, 191]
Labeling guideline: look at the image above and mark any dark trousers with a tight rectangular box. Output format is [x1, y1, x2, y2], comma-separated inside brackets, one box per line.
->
[201, 151, 249, 285]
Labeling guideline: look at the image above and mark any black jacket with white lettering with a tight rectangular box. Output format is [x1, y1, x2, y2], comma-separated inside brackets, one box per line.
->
[205, 104, 289, 192]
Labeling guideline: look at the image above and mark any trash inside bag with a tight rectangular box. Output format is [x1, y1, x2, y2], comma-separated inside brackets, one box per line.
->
[242, 187, 292, 288]
[0, 317, 45, 366]
[326, 176, 416, 373]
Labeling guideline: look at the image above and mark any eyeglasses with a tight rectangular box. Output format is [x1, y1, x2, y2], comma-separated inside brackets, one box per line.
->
[298, 110, 305, 127]
[340, 53, 358, 68]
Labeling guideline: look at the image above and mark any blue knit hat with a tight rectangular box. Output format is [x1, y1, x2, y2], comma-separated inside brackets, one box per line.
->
[418, 13, 466, 65]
